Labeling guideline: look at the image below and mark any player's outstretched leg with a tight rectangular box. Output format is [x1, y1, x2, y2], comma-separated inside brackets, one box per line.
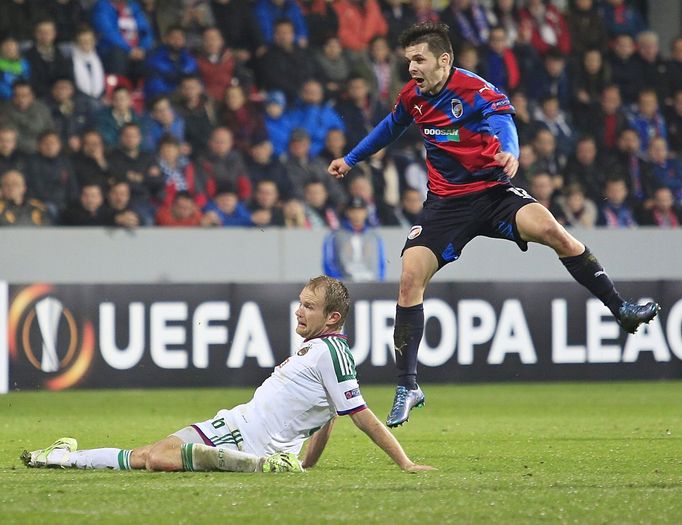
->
[559, 248, 660, 333]
[21, 438, 139, 470]
[516, 203, 660, 334]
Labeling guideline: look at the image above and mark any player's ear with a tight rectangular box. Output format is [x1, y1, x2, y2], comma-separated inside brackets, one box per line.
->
[439, 52, 450, 67]
[327, 311, 342, 328]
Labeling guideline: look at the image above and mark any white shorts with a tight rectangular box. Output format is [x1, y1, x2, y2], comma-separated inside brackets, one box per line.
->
[171, 409, 245, 451]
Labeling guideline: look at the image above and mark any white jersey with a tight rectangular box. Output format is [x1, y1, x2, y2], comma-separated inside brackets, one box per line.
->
[211, 334, 366, 456]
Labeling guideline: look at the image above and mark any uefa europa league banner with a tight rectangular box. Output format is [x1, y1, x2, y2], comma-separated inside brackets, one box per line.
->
[2, 281, 682, 392]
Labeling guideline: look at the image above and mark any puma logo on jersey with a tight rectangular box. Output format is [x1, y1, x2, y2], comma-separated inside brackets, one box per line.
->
[479, 86, 491, 93]
[594, 271, 606, 278]
[413, 104, 424, 115]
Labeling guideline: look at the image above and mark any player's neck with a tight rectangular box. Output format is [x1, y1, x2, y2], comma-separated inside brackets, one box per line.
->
[423, 67, 453, 96]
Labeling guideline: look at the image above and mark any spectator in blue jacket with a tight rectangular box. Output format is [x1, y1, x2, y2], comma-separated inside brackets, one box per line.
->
[627, 88, 667, 154]
[144, 25, 198, 100]
[284, 79, 344, 157]
[201, 183, 253, 227]
[90, 0, 154, 81]
[323, 196, 386, 282]
[598, 177, 638, 228]
[264, 90, 292, 158]
[0, 36, 30, 101]
[600, 0, 646, 39]
[140, 95, 186, 153]
[254, 0, 309, 47]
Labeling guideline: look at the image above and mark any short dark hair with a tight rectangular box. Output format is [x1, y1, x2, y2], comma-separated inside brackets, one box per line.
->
[306, 276, 351, 328]
[398, 22, 453, 62]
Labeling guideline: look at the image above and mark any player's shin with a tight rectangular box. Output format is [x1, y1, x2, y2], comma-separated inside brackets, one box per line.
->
[49, 448, 133, 469]
[394, 303, 424, 389]
[181, 443, 264, 472]
[560, 247, 624, 315]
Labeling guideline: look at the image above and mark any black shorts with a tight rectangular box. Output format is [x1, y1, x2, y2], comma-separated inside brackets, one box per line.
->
[402, 183, 536, 269]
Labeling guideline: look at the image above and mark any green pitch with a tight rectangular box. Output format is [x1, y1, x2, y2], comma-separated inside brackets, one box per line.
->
[1, 382, 681, 525]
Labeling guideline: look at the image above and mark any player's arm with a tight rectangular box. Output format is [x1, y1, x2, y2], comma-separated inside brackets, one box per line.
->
[328, 113, 410, 179]
[349, 407, 434, 472]
[301, 418, 336, 469]
[488, 113, 520, 178]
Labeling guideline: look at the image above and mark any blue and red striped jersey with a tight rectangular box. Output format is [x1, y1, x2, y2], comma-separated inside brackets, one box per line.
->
[393, 67, 516, 197]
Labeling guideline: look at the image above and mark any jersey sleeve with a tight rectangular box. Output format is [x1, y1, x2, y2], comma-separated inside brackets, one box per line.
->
[392, 88, 415, 127]
[315, 338, 367, 415]
[475, 80, 515, 118]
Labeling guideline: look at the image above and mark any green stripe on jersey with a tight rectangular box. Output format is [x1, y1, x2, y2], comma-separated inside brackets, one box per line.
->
[323, 337, 356, 382]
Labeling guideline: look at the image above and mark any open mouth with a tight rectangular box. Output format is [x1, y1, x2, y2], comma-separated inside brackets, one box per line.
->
[414, 77, 425, 86]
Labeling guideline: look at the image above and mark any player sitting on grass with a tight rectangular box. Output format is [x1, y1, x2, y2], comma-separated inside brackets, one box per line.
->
[21, 276, 434, 474]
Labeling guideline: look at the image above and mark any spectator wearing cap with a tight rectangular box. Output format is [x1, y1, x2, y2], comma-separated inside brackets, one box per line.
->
[201, 183, 253, 227]
[322, 196, 386, 282]
[264, 90, 292, 157]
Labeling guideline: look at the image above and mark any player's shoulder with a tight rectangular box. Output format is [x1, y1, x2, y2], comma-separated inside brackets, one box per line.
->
[397, 79, 418, 102]
[305, 333, 351, 355]
[451, 67, 489, 91]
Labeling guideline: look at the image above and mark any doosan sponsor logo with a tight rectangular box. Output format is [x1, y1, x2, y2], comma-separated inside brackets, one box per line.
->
[424, 127, 458, 136]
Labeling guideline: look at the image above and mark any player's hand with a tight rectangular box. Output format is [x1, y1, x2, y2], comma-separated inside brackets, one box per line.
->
[328, 157, 351, 179]
[494, 152, 519, 178]
[403, 462, 437, 473]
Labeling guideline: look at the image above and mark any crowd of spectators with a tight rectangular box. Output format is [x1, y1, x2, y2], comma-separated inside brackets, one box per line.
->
[0, 0, 680, 230]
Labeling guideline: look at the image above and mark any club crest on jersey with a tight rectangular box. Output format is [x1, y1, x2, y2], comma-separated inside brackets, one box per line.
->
[297, 345, 311, 356]
[408, 225, 423, 239]
[451, 98, 463, 119]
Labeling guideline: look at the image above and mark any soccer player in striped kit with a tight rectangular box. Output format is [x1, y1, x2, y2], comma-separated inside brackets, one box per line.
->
[328, 22, 660, 428]
[21, 277, 433, 474]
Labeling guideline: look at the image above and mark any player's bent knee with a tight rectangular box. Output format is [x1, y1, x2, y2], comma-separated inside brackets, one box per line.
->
[399, 269, 427, 299]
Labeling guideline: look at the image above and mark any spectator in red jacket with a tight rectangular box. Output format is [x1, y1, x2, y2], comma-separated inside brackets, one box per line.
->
[518, 0, 570, 56]
[195, 26, 236, 102]
[332, 0, 388, 53]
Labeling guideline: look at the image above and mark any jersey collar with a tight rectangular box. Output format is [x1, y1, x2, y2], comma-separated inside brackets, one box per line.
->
[304, 332, 348, 342]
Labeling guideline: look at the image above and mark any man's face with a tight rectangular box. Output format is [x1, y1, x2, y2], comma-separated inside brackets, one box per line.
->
[530, 175, 554, 201]
[273, 23, 295, 48]
[638, 36, 659, 62]
[618, 130, 640, 153]
[165, 29, 186, 51]
[215, 192, 238, 214]
[653, 188, 673, 211]
[605, 181, 627, 204]
[112, 89, 132, 112]
[301, 81, 323, 105]
[304, 182, 327, 208]
[108, 183, 130, 210]
[295, 285, 334, 339]
[35, 22, 56, 46]
[350, 177, 373, 201]
[1, 171, 26, 203]
[0, 130, 17, 155]
[152, 99, 174, 125]
[405, 42, 450, 95]
[202, 28, 223, 54]
[120, 126, 141, 150]
[601, 87, 621, 114]
[256, 182, 278, 209]
[323, 38, 342, 59]
[648, 138, 668, 163]
[638, 92, 658, 117]
[489, 28, 507, 54]
[83, 133, 103, 156]
[52, 80, 74, 103]
[584, 50, 602, 74]
[159, 143, 180, 164]
[533, 131, 555, 157]
[38, 134, 61, 157]
[250, 141, 272, 163]
[76, 31, 96, 52]
[81, 186, 103, 212]
[225, 86, 245, 109]
[13, 86, 34, 111]
[402, 190, 423, 214]
[1, 38, 19, 60]
[347, 206, 368, 229]
[209, 129, 233, 156]
[325, 129, 345, 154]
[576, 140, 597, 165]
[172, 197, 195, 220]
[614, 35, 635, 59]
[289, 138, 310, 159]
[347, 79, 368, 103]
[181, 79, 202, 101]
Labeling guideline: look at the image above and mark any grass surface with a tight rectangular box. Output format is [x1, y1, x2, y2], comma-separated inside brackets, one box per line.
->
[1, 382, 681, 525]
